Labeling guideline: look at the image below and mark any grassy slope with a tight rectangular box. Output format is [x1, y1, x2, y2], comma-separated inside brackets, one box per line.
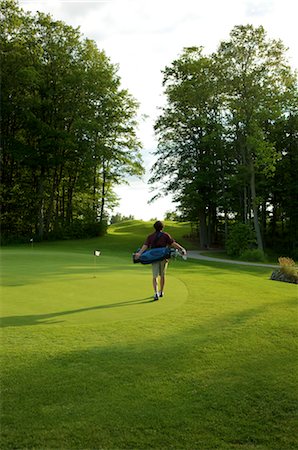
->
[1, 221, 297, 450]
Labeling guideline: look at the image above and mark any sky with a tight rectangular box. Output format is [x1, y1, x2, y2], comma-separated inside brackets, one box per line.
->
[20, 0, 298, 220]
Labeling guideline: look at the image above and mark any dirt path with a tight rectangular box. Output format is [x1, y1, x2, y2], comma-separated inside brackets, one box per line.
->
[187, 250, 278, 268]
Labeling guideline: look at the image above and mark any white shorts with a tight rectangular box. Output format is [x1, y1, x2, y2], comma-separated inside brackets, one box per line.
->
[152, 259, 168, 278]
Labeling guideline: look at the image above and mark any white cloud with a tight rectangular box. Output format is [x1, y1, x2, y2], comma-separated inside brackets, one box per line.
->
[114, 179, 175, 221]
[244, 0, 275, 16]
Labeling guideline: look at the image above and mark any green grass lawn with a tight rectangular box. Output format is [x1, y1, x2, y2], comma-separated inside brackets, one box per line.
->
[1, 221, 297, 449]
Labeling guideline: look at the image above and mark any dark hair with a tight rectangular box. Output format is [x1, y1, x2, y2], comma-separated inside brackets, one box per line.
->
[154, 221, 164, 231]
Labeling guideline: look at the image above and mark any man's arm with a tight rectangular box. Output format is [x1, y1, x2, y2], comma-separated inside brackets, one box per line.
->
[171, 241, 187, 255]
[134, 244, 148, 259]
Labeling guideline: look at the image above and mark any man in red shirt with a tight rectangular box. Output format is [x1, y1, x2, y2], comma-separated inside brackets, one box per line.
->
[135, 221, 187, 301]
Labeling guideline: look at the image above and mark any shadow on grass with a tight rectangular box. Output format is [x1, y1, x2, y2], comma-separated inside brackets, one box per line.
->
[1, 300, 297, 450]
[0, 297, 153, 328]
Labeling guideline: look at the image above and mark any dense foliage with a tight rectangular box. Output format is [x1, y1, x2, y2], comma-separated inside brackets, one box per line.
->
[151, 25, 298, 257]
[0, 0, 143, 243]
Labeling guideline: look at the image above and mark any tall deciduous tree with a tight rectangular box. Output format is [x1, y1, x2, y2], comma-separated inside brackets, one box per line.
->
[215, 24, 296, 251]
[0, 0, 143, 241]
[151, 47, 225, 248]
[151, 25, 297, 253]
[269, 111, 298, 254]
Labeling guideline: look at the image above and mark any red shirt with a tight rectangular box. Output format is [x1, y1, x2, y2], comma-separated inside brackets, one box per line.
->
[144, 231, 174, 249]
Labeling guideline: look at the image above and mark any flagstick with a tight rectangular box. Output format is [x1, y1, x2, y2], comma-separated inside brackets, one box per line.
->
[93, 250, 101, 278]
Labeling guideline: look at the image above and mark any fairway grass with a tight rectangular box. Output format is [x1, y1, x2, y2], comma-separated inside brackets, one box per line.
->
[1, 221, 297, 449]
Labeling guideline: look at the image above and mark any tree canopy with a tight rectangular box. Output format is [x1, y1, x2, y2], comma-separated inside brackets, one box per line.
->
[0, 0, 144, 242]
[151, 25, 298, 256]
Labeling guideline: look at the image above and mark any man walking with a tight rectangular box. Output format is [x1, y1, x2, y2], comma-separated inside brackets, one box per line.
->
[135, 221, 187, 301]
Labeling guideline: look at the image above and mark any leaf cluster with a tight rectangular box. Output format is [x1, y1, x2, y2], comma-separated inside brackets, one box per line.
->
[0, 0, 143, 240]
[150, 25, 297, 251]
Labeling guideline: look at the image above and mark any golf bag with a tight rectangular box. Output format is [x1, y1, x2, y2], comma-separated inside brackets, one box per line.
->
[133, 247, 175, 264]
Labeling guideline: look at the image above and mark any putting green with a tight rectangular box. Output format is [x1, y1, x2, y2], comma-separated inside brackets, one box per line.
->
[1, 250, 188, 327]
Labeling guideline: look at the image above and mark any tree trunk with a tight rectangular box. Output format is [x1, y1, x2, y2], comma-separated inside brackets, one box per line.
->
[250, 160, 264, 252]
[99, 168, 106, 223]
[66, 175, 76, 225]
[243, 185, 248, 223]
[93, 164, 97, 216]
[199, 208, 208, 249]
[261, 201, 267, 235]
[45, 167, 62, 235]
[207, 204, 217, 245]
[36, 167, 46, 240]
[62, 184, 65, 223]
[66, 189, 73, 225]
[224, 210, 228, 244]
[271, 194, 277, 237]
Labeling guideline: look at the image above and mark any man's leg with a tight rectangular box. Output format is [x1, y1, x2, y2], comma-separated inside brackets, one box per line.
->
[159, 260, 168, 297]
[152, 276, 158, 293]
[151, 262, 160, 300]
[160, 275, 165, 293]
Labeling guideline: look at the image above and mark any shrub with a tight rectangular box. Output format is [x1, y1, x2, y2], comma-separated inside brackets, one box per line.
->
[278, 256, 295, 267]
[271, 256, 298, 284]
[47, 221, 107, 241]
[278, 257, 298, 281]
[240, 249, 266, 262]
[0, 234, 36, 246]
[226, 223, 255, 257]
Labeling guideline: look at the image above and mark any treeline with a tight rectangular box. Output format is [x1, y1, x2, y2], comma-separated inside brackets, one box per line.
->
[151, 25, 298, 257]
[1, 2, 298, 257]
[0, 0, 143, 243]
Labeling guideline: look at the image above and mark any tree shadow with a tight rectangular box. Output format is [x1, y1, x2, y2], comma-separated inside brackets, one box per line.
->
[0, 297, 153, 328]
[1, 298, 297, 450]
